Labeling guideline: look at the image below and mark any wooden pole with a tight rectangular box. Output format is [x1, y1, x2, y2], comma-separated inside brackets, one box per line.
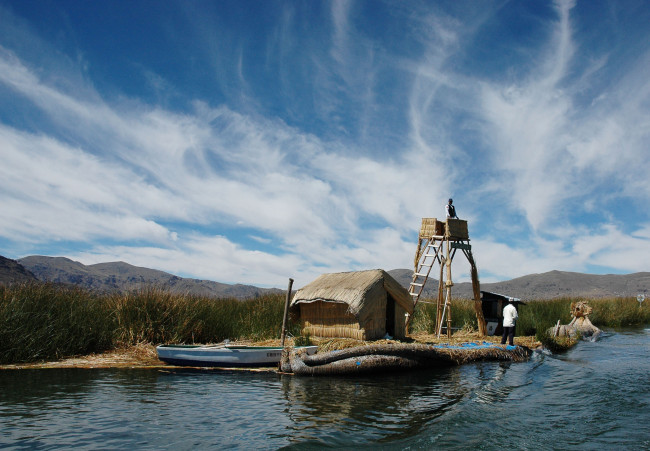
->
[468, 252, 487, 336]
[280, 278, 294, 348]
[436, 252, 445, 336]
[445, 238, 454, 338]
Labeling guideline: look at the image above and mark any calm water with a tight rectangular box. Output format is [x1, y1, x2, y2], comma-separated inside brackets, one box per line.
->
[1, 328, 649, 450]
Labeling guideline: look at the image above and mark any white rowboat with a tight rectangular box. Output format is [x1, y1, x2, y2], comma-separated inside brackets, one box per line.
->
[156, 344, 318, 367]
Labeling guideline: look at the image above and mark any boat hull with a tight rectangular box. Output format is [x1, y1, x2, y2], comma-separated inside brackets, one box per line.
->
[156, 344, 318, 367]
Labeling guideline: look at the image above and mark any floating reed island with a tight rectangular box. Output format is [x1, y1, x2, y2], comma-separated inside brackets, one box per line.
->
[279, 266, 533, 376]
[1, 271, 646, 370]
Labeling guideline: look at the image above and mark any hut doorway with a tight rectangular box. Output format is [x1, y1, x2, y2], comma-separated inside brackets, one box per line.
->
[385, 295, 395, 337]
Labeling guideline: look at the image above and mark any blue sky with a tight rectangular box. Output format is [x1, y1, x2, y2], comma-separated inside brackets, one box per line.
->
[1, 0, 649, 287]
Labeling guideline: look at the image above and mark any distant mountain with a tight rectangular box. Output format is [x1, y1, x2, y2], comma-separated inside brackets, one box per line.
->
[18, 256, 282, 299]
[388, 268, 650, 299]
[0, 256, 38, 285]
[8, 255, 648, 300]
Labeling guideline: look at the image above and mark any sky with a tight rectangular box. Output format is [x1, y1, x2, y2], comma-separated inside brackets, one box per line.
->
[0, 0, 649, 288]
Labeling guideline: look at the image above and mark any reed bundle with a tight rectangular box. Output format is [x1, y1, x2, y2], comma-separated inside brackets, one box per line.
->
[283, 342, 532, 376]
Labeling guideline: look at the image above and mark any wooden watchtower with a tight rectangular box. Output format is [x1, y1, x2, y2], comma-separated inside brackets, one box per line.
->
[407, 218, 487, 338]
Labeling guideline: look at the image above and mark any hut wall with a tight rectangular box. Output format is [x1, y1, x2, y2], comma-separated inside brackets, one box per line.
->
[299, 301, 368, 340]
[357, 283, 388, 340]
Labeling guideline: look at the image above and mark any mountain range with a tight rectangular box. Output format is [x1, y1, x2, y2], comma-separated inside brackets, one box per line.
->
[9, 255, 281, 299]
[1, 255, 648, 300]
[386, 269, 650, 300]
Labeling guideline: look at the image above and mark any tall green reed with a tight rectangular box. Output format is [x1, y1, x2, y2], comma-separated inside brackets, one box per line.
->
[0, 283, 114, 364]
[587, 297, 650, 327]
[0, 283, 290, 364]
[408, 299, 477, 334]
[410, 296, 650, 340]
[110, 288, 288, 345]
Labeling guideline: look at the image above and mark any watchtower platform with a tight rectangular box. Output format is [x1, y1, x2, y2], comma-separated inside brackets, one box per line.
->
[418, 218, 469, 241]
[407, 218, 486, 337]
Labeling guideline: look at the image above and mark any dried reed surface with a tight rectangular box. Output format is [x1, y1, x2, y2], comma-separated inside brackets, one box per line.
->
[0, 342, 161, 369]
[0, 338, 296, 369]
[313, 330, 541, 352]
[0, 332, 541, 370]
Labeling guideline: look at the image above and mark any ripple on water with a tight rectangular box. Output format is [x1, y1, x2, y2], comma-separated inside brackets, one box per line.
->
[1, 329, 649, 449]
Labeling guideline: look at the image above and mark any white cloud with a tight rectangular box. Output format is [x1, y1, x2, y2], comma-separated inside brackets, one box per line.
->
[0, 1, 648, 288]
[0, 44, 430, 284]
[571, 225, 650, 273]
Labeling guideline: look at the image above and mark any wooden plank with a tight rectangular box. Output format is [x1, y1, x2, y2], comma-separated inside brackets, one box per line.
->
[451, 242, 471, 251]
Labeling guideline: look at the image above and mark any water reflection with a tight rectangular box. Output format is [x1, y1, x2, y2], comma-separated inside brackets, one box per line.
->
[277, 365, 505, 446]
[0, 329, 648, 449]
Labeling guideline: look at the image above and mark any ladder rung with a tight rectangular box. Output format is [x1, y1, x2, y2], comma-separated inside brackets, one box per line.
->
[410, 282, 424, 287]
[414, 272, 428, 277]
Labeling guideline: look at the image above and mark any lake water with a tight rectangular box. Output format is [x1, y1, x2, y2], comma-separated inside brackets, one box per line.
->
[1, 328, 649, 450]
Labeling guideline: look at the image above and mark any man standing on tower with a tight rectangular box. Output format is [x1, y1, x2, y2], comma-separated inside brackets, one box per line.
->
[446, 198, 458, 219]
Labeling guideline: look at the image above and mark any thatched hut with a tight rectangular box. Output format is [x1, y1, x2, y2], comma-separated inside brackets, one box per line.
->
[290, 269, 414, 340]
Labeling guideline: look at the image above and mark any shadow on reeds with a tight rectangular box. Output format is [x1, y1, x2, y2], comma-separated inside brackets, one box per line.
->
[0, 283, 300, 364]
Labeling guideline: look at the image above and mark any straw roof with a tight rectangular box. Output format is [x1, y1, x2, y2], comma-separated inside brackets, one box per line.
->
[291, 269, 414, 316]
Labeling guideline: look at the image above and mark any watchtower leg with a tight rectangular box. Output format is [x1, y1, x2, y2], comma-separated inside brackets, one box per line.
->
[436, 257, 444, 333]
[466, 250, 487, 336]
[444, 238, 453, 338]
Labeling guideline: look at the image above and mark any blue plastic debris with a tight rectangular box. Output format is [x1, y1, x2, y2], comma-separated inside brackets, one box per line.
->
[433, 341, 502, 350]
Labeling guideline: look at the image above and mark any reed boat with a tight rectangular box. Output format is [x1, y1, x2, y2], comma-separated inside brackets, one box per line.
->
[156, 343, 318, 367]
[280, 341, 532, 376]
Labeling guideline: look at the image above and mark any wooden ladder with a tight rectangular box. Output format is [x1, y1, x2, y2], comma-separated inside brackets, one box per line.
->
[408, 240, 443, 309]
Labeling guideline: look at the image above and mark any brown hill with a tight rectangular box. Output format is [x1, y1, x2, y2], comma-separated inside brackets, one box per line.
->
[11, 255, 648, 300]
[0, 256, 38, 285]
[18, 256, 281, 299]
[388, 269, 649, 299]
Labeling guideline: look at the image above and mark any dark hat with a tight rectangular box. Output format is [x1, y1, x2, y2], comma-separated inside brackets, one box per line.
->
[448, 198, 453, 203]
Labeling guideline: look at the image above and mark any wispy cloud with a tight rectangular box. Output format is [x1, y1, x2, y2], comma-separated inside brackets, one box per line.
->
[0, 1, 648, 287]
[0, 38, 434, 285]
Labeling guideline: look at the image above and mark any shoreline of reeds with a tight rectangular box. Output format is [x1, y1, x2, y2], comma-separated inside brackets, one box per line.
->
[409, 296, 649, 347]
[0, 282, 296, 365]
[1, 282, 648, 365]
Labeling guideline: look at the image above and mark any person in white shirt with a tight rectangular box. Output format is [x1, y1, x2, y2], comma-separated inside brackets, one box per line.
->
[501, 300, 518, 346]
[445, 198, 458, 219]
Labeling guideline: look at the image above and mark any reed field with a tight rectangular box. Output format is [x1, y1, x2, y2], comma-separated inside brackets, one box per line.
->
[409, 296, 649, 340]
[1, 282, 648, 364]
[0, 283, 298, 364]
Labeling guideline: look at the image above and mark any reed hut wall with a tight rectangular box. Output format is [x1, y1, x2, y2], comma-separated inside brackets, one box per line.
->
[290, 269, 414, 340]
